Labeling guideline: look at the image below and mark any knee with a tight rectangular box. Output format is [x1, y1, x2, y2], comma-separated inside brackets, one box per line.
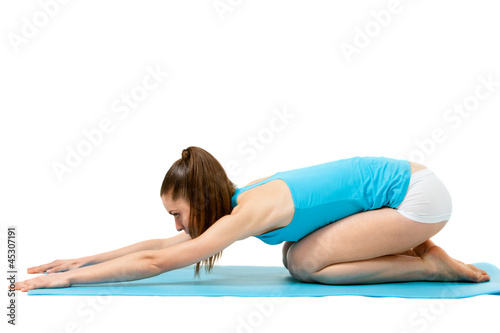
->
[286, 244, 318, 283]
[282, 241, 295, 269]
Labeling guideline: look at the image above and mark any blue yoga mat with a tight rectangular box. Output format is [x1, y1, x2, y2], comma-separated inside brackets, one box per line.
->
[28, 262, 500, 299]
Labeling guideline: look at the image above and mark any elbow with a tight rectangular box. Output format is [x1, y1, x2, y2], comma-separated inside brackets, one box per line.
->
[142, 251, 165, 275]
[148, 257, 163, 275]
[148, 262, 163, 276]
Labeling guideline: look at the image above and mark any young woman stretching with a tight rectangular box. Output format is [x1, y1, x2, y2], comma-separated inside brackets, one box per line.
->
[16, 146, 490, 292]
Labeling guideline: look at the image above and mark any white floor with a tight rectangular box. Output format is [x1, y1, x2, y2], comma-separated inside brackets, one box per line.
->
[10, 293, 500, 332]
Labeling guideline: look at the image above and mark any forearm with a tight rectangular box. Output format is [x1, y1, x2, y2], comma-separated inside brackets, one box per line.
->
[68, 251, 161, 285]
[83, 234, 191, 266]
[84, 239, 165, 265]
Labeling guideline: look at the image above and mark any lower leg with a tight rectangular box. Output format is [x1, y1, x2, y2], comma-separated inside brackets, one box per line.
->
[305, 242, 490, 285]
[286, 209, 490, 285]
[309, 255, 430, 285]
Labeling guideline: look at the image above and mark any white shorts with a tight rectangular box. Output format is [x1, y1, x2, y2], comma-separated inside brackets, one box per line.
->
[395, 168, 452, 223]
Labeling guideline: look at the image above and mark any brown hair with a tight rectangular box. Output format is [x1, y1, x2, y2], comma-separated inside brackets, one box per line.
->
[160, 146, 236, 276]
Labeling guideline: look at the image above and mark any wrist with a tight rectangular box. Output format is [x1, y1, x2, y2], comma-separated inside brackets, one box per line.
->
[81, 255, 97, 265]
[64, 270, 76, 286]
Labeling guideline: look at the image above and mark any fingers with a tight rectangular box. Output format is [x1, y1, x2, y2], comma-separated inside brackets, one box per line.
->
[16, 278, 32, 292]
[18, 282, 35, 292]
[14, 276, 40, 292]
[13, 273, 70, 292]
[27, 266, 48, 274]
[47, 264, 73, 274]
[27, 260, 67, 274]
[45, 266, 61, 274]
[14, 281, 28, 292]
[27, 260, 58, 274]
[27, 265, 44, 274]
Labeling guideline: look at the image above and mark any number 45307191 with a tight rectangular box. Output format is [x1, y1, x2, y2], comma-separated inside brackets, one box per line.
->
[7, 228, 16, 269]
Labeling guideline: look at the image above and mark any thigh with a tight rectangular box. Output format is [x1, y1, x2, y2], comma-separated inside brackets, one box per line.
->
[287, 208, 447, 273]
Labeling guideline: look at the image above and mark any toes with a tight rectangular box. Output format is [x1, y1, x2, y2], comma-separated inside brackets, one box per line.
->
[421, 245, 491, 283]
[466, 264, 490, 282]
[476, 271, 489, 282]
[474, 267, 490, 281]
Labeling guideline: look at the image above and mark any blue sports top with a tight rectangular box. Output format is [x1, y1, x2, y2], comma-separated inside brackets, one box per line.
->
[231, 156, 411, 245]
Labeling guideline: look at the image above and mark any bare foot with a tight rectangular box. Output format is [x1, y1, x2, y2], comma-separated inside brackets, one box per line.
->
[421, 244, 490, 282]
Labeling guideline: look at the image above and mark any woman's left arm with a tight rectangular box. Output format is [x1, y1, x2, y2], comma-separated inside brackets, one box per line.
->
[15, 213, 255, 292]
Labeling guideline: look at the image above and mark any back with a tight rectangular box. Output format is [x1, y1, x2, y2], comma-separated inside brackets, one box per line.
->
[231, 156, 411, 245]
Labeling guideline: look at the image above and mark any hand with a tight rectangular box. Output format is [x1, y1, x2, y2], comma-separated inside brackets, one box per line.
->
[27, 258, 89, 274]
[14, 272, 71, 292]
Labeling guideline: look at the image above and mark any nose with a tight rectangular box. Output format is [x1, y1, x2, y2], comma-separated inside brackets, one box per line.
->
[175, 220, 183, 232]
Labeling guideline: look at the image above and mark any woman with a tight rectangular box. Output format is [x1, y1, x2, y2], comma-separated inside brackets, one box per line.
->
[16, 146, 490, 292]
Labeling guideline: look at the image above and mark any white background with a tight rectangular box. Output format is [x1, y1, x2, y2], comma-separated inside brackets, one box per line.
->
[1, 0, 500, 332]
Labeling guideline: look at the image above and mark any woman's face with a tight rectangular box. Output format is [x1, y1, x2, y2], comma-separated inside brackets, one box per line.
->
[161, 194, 191, 235]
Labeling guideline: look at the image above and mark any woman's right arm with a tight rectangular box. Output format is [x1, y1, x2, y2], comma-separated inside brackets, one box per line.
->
[27, 233, 192, 274]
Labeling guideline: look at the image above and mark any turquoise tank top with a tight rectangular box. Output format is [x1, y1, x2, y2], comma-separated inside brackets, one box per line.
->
[231, 156, 411, 245]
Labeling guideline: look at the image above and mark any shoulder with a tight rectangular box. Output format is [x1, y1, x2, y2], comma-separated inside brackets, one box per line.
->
[243, 174, 274, 187]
